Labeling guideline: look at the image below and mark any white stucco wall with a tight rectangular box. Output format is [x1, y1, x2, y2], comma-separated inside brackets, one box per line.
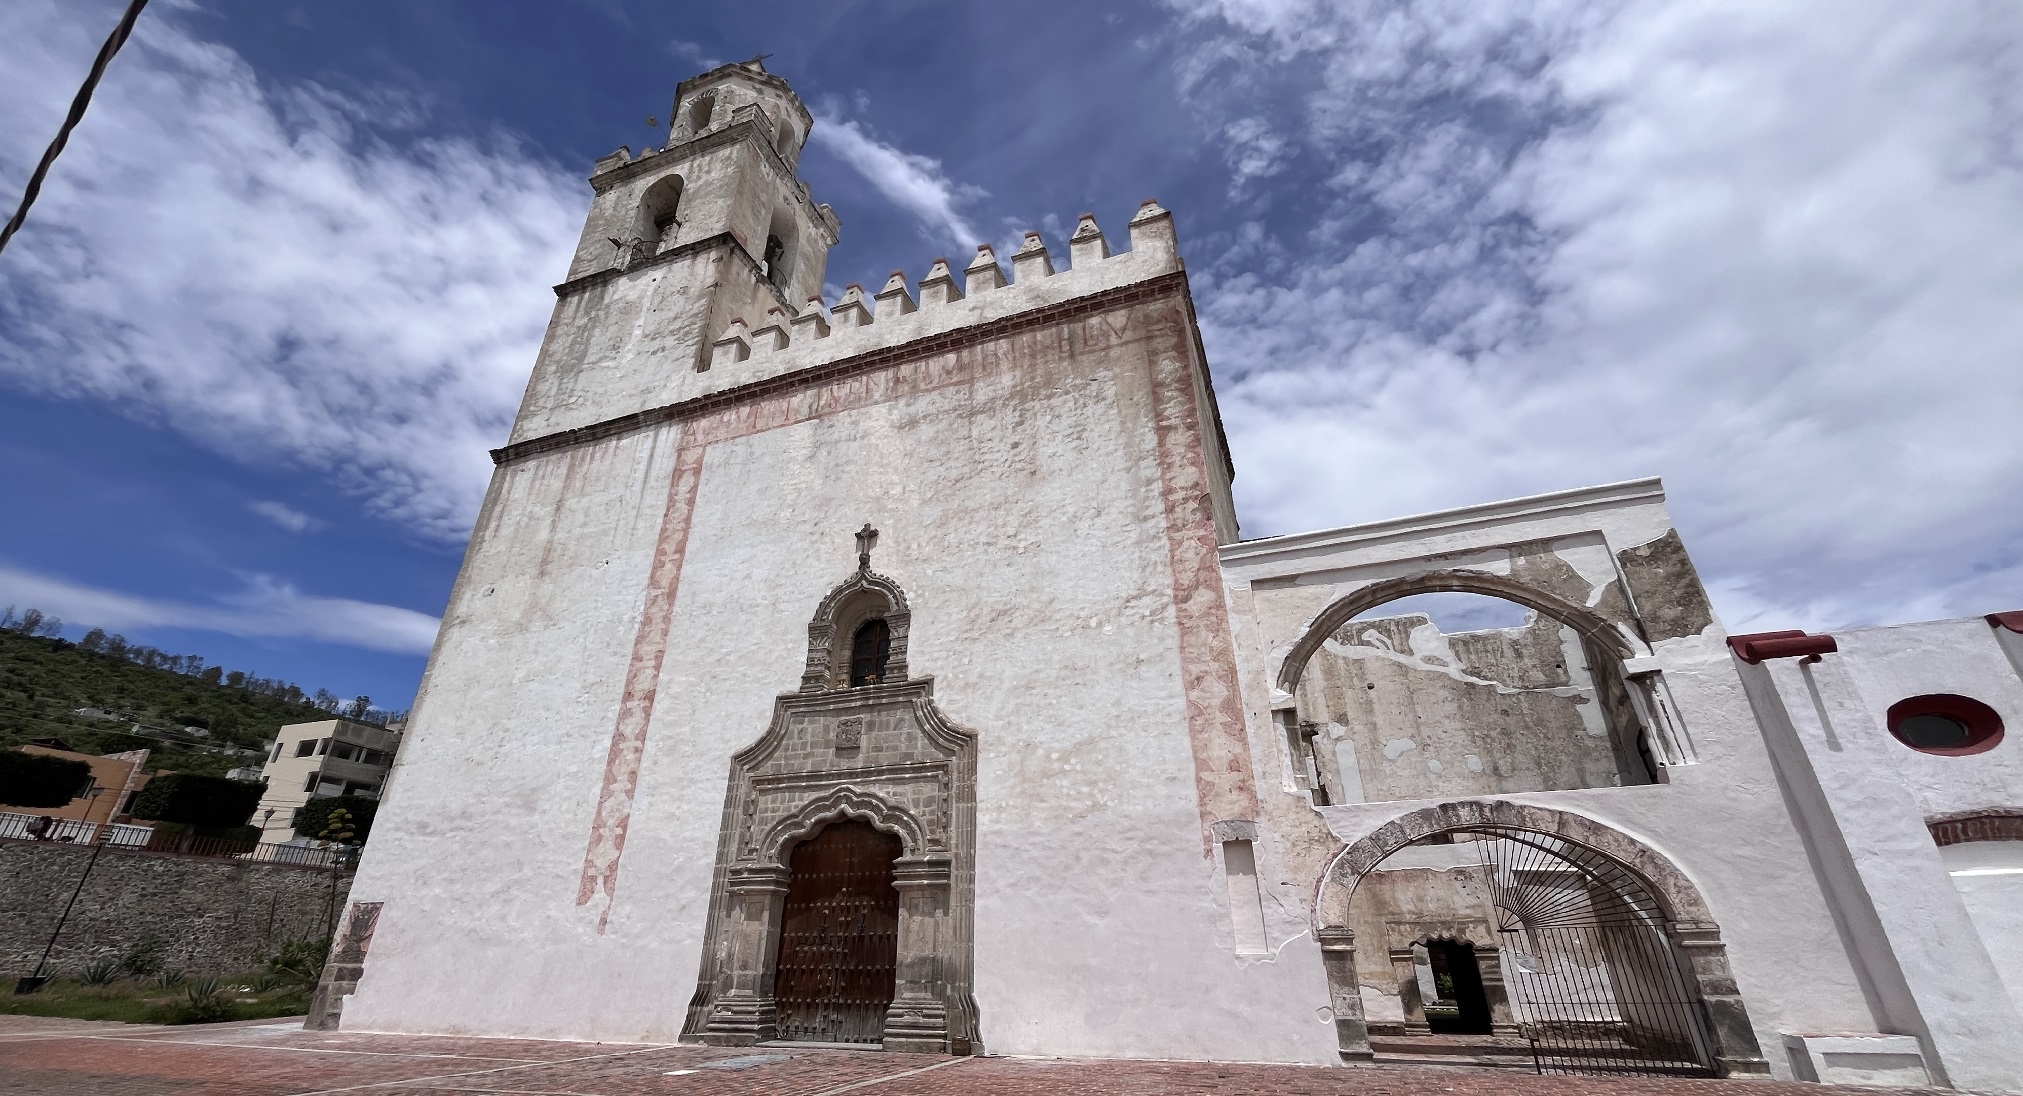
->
[1942, 840, 2023, 1018]
[1829, 617, 2023, 817]
[340, 264, 1328, 1061]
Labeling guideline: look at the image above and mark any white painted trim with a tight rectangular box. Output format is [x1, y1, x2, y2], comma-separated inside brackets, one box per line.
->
[1218, 478, 1666, 567]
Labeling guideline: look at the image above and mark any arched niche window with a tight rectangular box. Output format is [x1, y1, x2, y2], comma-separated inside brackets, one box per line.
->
[1287, 589, 1653, 805]
[850, 620, 891, 686]
[801, 571, 911, 693]
[687, 94, 715, 133]
[775, 121, 797, 160]
[638, 175, 683, 251]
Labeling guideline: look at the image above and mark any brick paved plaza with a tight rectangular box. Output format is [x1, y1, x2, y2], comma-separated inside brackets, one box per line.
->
[0, 1015, 1935, 1096]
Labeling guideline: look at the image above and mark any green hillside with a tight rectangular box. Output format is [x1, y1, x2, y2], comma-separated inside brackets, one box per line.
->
[0, 626, 393, 777]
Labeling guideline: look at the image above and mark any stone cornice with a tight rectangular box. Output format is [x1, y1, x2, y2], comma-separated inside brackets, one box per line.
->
[492, 270, 1195, 466]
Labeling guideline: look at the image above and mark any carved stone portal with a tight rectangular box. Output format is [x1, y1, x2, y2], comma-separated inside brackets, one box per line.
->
[683, 564, 981, 1054]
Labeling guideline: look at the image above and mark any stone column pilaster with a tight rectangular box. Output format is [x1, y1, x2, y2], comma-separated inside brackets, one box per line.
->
[1478, 946, 1519, 1035]
[1318, 927, 1373, 1062]
[1669, 919, 1769, 1076]
[703, 864, 790, 1045]
[883, 857, 952, 1053]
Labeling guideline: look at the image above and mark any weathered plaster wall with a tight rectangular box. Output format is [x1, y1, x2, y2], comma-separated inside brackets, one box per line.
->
[1344, 846, 1498, 1026]
[1218, 481, 1878, 1078]
[340, 271, 1325, 1061]
[1297, 611, 1632, 803]
[0, 840, 349, 977]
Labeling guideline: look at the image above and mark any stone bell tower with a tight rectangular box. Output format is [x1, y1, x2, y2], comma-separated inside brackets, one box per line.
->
[512, 58, 841, 444]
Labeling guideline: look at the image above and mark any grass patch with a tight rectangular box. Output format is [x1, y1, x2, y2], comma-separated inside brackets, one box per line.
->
[1, 974, 310, 1024]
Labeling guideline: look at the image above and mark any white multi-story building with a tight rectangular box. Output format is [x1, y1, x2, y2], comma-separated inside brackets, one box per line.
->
[253, 718, 402, 844]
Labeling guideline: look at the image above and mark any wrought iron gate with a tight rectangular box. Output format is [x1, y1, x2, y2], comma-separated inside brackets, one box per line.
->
[1473, 828, 1716, 1077]
[773, 821, 900, 1044]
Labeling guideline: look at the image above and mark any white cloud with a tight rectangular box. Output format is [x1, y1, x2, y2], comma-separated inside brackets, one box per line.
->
[0, 561, 441, 654]
[809, 114, 986, 250]
[667, 39, 723, 72]
[0, 1, 582, 542]
[248, 499, 320, 533]
[1163, 0, 2023, 630]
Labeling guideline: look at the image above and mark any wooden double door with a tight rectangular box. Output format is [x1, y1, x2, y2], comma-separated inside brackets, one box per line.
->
[772, 821, 901, 1044]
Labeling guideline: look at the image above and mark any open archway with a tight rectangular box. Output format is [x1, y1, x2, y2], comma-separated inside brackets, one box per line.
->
[1315, 801, 1767, 1077]
[1278, 573, 1659, 805]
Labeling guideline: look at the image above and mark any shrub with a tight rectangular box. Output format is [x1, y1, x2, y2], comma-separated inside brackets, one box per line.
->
[155, 969, 186, 990]
[152, 977, 235, 1024]
[128, 773, 263, 829]
[263, 937, 328, 989]
[79, 958, 119, 986]
[0, 749, 92, 809]
[119, 938, 166, 978]
[292, 795, 378, 844]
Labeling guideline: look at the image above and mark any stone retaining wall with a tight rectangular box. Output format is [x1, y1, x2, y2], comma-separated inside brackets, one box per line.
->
[0, 838, 353, 978]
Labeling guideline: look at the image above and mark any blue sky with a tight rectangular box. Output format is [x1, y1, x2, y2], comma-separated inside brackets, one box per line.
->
[2, 0, 2020, 710]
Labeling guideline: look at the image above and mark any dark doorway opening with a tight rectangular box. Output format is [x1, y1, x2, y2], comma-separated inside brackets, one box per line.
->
[1425, 940, 1493, 1034]
[772, 820, 900, 1044]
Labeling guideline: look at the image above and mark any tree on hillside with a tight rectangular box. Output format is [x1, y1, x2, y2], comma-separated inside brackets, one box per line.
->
[78, 628, 106, 653]
[346, 696, 371, 720]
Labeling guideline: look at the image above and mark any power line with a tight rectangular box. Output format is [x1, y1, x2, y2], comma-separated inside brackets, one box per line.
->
[0, 0, 152, 260]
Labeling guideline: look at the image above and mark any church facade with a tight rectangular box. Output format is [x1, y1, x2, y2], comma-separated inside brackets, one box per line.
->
[311, 62, 2022, 1090]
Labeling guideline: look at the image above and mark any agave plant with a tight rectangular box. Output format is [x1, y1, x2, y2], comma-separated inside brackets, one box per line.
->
[79, 957, 120, 986]
[250, 971, 283, 994]
[185, 976, 223, 1004]
[155, 969, 187, 990]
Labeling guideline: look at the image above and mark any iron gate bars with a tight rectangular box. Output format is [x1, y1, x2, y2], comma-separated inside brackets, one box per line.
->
[1471, 828, 1717, 1077]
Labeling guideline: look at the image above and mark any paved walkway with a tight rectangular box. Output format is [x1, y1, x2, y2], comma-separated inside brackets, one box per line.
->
[0, 1015, 1928, 1096]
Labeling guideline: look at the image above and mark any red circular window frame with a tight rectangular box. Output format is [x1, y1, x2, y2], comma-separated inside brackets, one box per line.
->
[1885, 694, 2005, 756]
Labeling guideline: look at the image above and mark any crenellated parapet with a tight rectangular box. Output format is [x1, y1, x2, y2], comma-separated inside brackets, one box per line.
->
[700, 201, 1182, 380]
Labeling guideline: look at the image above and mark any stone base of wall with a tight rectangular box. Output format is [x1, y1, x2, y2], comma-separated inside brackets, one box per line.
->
[0, 838, 353, 978]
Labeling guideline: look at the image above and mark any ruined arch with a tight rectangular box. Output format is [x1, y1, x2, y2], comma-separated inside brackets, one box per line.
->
[1278, 570, 1664, 804]
[1313, 801, 1766, 1076]
[1277, 569, 1639, 696]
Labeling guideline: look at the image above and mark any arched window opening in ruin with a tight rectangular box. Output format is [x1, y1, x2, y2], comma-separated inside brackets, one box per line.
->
[688, 94, 715, 133]
[1343, 827, 1716, 1075]
[850, 619, 890, 686]
[638, 175, 683, 250]
[1286, 590, 1654, 806]
[775, 121, 797, 159]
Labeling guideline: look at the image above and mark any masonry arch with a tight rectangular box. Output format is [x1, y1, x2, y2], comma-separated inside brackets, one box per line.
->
[1279, 573, 1660, 804]
[1314, 801, 1766, 1076]
[1277, 570, 1638, 696]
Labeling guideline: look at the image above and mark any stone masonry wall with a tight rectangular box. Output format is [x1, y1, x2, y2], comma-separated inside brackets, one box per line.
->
[0, 839, 352, 978]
